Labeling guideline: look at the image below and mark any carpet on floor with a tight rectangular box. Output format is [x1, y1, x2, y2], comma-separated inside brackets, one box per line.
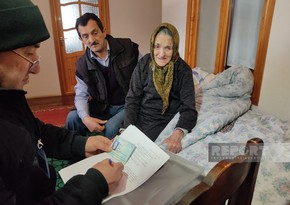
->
[48, 158, 70, 190]
[33, 106, 73, 127]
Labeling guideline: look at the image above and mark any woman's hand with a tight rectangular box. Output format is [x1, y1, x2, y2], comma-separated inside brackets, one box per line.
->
[162, 129, 184, 153]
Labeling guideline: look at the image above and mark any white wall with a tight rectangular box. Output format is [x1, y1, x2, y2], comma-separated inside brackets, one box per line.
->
[162, 0, 188, 58]
[255, 0, 290, 121]
[109, 0, 162, 55]
[27, 0, 61, 98]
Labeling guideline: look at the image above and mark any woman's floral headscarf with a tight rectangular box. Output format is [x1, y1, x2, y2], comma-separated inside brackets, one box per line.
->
[149, 23, 180, 114]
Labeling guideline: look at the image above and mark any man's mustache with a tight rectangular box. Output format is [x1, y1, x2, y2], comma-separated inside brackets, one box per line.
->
[90, 41, 98, 48]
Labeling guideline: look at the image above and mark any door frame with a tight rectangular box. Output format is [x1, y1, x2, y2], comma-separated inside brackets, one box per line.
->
[49, 0, 110, 95]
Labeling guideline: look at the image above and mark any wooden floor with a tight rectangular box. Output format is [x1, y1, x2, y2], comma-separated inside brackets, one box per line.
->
[27, 95, 74, 111]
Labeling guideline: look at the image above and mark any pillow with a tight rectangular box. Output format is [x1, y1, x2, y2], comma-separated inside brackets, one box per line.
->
[192, 67, 216, 91]
[192, 67, 206, 86]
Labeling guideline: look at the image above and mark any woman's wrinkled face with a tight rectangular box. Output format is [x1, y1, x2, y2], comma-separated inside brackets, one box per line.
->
[0, 44, 40, 89]
[153, 32, 173, 67]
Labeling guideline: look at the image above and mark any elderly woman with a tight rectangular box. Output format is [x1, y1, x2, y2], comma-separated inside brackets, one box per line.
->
[123, 23, 198, 153]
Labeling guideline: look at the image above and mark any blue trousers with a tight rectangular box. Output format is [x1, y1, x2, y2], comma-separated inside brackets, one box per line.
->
[65, 105, 124, 139]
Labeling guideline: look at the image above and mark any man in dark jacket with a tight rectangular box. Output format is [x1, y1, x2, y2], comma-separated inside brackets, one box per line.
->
[66, 13, 141, 139]
[0, 1, 124, 204]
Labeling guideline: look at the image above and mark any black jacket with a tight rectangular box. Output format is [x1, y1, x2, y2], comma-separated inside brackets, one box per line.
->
[76, 35, 139, 114]
[0, 89, 108, 205]
[123, 54, 198, 141]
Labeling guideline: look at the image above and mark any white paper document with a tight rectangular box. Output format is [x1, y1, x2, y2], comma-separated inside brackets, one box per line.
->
[59, 125, 170, 203]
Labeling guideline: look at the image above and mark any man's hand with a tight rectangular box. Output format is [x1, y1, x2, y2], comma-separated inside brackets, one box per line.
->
[85, 136, 113, 157]
[162, 129, 183, 153]
[82, 116, 107, 133]
[92, 159, 124, 195]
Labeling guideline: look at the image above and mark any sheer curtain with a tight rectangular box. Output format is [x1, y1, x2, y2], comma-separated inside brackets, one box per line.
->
[227, 0, 264, 69]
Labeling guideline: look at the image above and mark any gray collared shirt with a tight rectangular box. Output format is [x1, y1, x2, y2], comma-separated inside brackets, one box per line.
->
[89, 42, 110, 66]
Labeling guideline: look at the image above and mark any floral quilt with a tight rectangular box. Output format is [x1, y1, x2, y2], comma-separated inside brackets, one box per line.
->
[155, 66, 290, 204]
[176, 110, 290, 205]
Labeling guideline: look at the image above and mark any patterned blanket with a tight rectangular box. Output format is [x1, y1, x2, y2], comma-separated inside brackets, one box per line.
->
[177, 110, 290, 205]
[154, 65, 289, 204]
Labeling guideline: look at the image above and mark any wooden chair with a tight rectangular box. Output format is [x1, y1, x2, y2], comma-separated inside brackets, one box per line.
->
[177, 138, 264, 205]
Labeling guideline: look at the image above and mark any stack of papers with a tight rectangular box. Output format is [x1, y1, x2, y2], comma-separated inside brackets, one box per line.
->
[59, 125, 170, 202]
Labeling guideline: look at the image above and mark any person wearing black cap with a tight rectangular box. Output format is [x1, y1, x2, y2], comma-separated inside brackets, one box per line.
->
[0, 1, 124, 205]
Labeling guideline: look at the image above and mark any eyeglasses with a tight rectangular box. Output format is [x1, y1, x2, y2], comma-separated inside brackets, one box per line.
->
[12, 50, 41, 71]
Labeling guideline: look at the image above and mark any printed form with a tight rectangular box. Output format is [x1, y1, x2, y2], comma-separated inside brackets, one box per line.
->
[59, 125, 170, 203]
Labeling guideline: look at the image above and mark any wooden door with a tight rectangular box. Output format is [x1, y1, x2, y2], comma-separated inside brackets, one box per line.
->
[49, 0, 110, 95]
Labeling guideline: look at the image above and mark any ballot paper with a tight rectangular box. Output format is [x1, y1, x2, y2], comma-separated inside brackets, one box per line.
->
[59, 125, 170, 203]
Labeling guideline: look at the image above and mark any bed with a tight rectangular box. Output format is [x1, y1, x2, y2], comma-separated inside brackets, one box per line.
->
[156, 65, 254, 149]
[155, 66, 290, 205]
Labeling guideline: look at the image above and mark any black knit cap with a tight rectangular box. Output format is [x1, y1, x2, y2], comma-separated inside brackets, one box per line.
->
[0, 0, 50, 51]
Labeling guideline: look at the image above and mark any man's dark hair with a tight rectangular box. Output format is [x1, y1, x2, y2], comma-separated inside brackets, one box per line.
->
[75, 13, 104, 38]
